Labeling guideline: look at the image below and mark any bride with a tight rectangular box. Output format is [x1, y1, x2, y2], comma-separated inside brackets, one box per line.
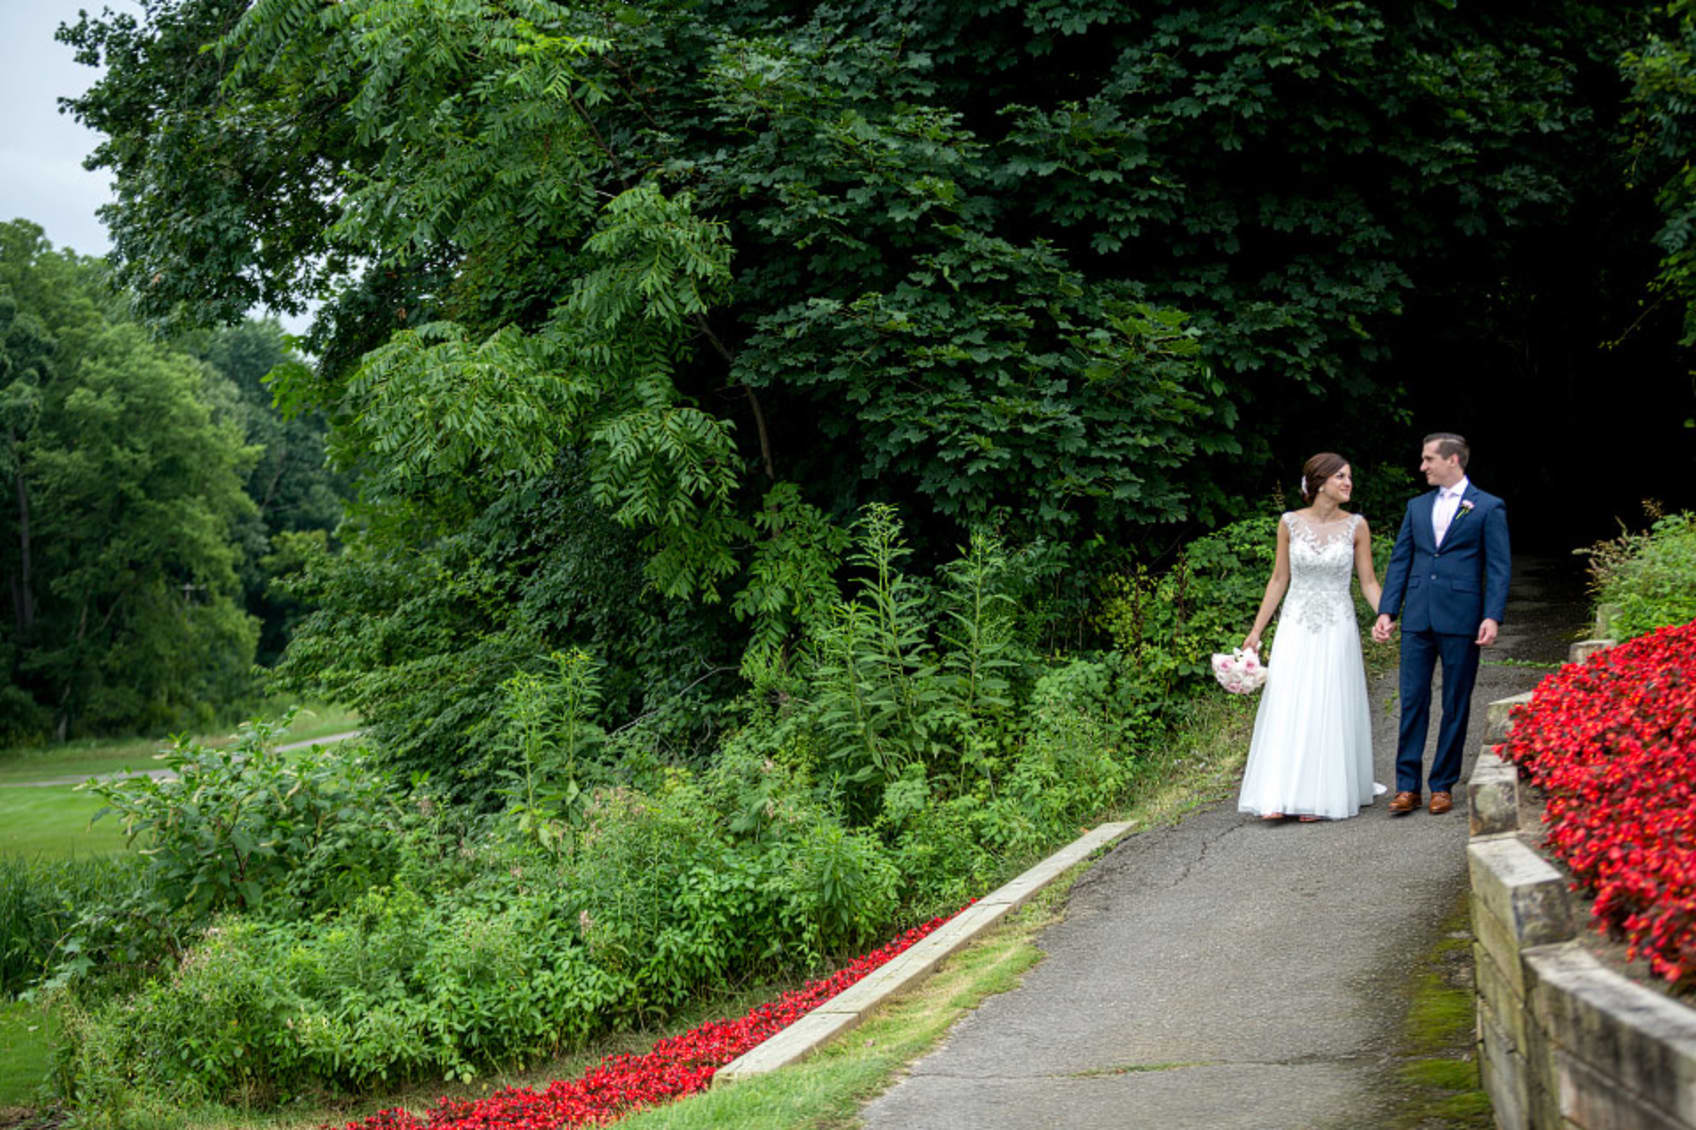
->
[1237, 453, 1384, 822]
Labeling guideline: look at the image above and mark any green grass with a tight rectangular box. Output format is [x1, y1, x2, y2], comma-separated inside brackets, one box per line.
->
[0, 998, 55, 1108]
[614, 893, 1058, 1130]
[0, 788, 128, 859]
[0, 704, 360, 787]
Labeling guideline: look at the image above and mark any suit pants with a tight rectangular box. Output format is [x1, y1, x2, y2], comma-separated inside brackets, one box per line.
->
[1396, 627, 1481, 795]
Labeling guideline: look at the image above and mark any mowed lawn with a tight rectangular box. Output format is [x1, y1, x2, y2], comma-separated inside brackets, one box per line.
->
[0, 703, 361, 787]
[0, 785, 129, 858]
[0, 999, 55, 1108]
[0, 705, 363, 858]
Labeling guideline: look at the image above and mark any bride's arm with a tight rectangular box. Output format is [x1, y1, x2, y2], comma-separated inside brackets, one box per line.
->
[1354, 518, 1383, 614]
[1243, 519, 1291, 652]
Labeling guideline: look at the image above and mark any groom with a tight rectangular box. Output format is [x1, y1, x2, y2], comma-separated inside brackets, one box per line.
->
[1371, 433, 1511, 816]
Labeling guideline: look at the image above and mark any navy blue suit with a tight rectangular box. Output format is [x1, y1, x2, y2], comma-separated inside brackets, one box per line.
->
[1377, 484, 1511, 794]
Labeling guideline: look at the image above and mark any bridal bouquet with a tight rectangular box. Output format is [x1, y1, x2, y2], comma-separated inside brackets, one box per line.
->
[1210, 648, 1268, 694]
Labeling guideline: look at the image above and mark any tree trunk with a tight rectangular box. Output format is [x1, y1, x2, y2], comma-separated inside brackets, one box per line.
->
[5, 425, 33, 634]
[13, 462, 33, 634]
[53, 603, 90, 742]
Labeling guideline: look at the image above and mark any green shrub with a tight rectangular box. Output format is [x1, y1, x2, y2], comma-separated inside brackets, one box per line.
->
[50, 715, 426, 995]
[83, 713, 409, 922]
[1099, 511, 1392, 689]
[0, 855, 140, 998]
[1098, 515, 1281, 693]
[1586, 512, 1696, 640]
[53, 765, 910, 1109]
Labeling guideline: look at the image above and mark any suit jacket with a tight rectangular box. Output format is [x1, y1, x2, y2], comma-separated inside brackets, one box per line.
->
[1378, 484, 1510, 636]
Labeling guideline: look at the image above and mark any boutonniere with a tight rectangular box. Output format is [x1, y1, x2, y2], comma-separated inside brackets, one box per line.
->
[1453, 498, 1475, 523]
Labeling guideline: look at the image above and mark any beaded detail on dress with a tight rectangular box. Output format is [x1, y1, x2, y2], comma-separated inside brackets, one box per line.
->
[1282, 512, 1359, 633]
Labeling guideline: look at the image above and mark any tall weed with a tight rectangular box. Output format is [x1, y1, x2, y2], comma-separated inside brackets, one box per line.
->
[0, 855, 139, 998]
[495, 649, 609, 854]
[802, 507, 1034, 819]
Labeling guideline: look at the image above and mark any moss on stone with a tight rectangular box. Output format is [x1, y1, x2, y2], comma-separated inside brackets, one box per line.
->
[1389, 895, 1493, 1129]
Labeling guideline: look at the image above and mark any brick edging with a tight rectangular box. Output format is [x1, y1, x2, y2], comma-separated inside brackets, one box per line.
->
[1467, 639, 1696, 1130]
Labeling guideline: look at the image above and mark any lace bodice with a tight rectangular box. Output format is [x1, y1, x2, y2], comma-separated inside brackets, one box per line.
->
[1282, 512, 1360, 633]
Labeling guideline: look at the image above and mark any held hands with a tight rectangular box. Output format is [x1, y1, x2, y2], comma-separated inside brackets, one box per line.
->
[1372, 614, 1396, 643]
[1476, 618, 1500, 647]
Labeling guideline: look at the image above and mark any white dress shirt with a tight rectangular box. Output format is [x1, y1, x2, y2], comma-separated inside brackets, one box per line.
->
[1432, 476, 1470, 547]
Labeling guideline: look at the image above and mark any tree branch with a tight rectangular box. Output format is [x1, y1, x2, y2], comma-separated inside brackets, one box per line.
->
[694, 315, 775, 481]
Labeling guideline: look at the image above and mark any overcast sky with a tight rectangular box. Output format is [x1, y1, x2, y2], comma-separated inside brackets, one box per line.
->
[1, 0, 118, 258]
[1, 0, 312, 334]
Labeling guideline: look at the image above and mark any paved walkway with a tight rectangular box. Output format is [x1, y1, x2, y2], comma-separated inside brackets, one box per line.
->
[861, 556, 1584, 1130]
[0, 730, 363, 788]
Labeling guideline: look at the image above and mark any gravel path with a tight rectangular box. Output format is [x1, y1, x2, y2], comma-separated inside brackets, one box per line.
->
[860, 555, 1585, 1130]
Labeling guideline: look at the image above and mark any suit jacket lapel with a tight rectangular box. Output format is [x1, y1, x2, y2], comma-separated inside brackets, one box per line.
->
[1415, 490, 1440, 552]
[1445, 484, 1482, 545]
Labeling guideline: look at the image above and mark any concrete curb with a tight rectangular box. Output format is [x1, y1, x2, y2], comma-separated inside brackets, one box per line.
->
[713, 819, 1137, 1084]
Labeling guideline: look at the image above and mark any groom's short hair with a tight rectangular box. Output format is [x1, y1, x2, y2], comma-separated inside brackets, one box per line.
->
[1422, 432, 1470, 468]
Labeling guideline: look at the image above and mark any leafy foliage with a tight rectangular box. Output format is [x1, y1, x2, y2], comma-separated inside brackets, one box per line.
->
[1099, 515, 1284, 694]
[42, 718, 420, 1001]
[1099, 511, 1392, 695]
[0, 221, 261, 741]
[1583, 509, 1696, 639]
[53, 1, 1640, 772]
[1625, 1, 1696, 350]
[46, 507, 1256, 1115]
[268, 457, 738, 798]
[184, 320, 347, 664]
[81, 716, 406, 922]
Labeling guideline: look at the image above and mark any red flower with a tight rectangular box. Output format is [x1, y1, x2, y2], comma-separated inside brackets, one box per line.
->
[341, 907, 965, 1130]
[1497, 618, 1696, 990]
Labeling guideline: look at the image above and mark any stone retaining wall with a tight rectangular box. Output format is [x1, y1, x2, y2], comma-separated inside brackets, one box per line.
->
[1467, 638, 1696, 1130]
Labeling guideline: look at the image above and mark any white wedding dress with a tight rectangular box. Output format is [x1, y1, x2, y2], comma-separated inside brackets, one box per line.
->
[1237, 512, 1380, 820]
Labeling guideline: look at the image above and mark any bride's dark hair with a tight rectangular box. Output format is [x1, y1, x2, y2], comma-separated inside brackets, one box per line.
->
[1300, 452, 1348, 504]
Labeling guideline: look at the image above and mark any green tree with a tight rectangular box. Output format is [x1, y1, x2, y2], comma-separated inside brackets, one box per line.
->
[0, 220, 260, 739]
[1626, 3, 1696, 353]
[57, 0, 1646, 764]
[184, 319, 346, 662]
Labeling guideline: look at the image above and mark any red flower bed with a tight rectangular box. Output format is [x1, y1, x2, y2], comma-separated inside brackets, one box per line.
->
[345, 909, 960, 1130]
[1498, 617, 1696, 987]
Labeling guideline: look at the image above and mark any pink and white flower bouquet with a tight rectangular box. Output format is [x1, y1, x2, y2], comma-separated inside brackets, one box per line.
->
[1210, 647, 1268, 694]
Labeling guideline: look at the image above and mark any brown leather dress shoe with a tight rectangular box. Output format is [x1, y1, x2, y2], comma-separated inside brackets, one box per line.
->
[1428, 791, 1454, 815]
[1388, 790, 1421, 815]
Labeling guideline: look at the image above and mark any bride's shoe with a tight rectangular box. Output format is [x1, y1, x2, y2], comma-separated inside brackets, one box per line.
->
[1298, 815, 1323, 823]
[1261, 812, 1285, 821]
